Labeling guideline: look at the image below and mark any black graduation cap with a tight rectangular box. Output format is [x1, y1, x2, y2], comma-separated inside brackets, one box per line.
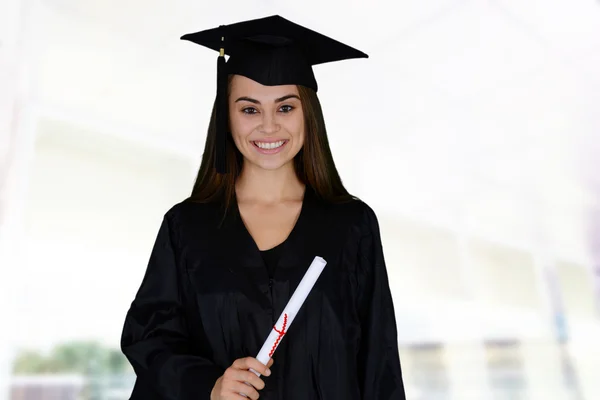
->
[181, 15, 368, 174]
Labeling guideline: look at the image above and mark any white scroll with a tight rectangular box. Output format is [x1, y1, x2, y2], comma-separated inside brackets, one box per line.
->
[251, 255, 327, 375]
[239, 256, 327, 396]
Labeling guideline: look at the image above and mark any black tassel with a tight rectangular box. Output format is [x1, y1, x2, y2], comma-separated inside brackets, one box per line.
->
[215, 38, 228, 174]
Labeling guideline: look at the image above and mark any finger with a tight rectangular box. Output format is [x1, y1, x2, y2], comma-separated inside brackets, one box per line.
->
[232, 357, 253, 370]
[247, 358, 271, 376]
[224, 367, 255, 384]
[229, 381, 260, 399]
[222, 390, 252, 400]
[267, 358, 274, 368]
[225, 369, 265, 391]
[233, 357, 271, 377]
[241, 370, 265, 390]
[221, 393, 248, 400]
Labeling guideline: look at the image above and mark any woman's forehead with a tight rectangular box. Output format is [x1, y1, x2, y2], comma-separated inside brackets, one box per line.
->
[230, 74, 299, 97]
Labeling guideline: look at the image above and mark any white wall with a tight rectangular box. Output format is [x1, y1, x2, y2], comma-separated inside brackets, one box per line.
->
[14, 117, 197, 348]
[3, 1, 600, 398]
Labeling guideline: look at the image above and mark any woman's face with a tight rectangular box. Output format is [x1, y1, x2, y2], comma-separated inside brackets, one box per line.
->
[229, 74, 305, 171]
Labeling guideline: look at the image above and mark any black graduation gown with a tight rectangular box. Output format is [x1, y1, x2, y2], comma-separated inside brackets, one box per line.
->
[120, 188, 406, 399]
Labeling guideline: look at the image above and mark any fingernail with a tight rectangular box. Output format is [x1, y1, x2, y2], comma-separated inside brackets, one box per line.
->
[265, 368, 271, 376]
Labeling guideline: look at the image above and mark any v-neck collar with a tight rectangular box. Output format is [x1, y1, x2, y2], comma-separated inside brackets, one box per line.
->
[218, 186, 325, 283]
[236, 185, 308, 257]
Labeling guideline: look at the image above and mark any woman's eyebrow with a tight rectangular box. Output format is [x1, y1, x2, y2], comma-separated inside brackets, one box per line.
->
[235, 94, 300, 104]
[235, 96, 259, 104]
[274, 94, 300, 103]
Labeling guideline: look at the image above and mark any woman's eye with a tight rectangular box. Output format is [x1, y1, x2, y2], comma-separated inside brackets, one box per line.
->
[242, 107, 257, 114]
[279, 105, 294, 113]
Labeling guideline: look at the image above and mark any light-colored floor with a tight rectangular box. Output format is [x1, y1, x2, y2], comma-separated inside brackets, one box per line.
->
[400, 340, 599, 400]
[5, 340, 599, 399]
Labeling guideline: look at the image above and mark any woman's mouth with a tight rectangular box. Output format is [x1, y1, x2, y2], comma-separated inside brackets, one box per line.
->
[252, 140, 288, 154]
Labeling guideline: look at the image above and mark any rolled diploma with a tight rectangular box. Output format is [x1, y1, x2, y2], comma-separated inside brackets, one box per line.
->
[250, 256, 327, 376]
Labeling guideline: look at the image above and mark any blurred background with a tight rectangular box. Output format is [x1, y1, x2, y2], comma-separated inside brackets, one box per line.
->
[1, 0, 600, 399]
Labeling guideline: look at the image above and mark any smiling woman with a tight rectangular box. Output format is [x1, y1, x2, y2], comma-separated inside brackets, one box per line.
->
[120, 15, 406, 400]
[189, 73, 351, 215]
[229, 77, 305, 172]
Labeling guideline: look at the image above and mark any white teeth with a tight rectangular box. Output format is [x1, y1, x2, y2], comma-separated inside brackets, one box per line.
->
[255, 140, 285, 150]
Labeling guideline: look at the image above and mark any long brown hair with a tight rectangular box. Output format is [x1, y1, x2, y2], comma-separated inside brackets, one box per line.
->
[190, 76, 354, 213]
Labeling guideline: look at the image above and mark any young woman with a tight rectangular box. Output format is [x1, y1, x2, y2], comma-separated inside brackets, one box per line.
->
[121, 15, 406, 400]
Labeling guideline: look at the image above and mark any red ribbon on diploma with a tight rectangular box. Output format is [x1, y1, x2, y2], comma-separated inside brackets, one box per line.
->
[269, 313, 288, 357]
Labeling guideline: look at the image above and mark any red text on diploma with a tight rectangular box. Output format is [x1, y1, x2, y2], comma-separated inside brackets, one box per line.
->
[269, 313, 288, 357]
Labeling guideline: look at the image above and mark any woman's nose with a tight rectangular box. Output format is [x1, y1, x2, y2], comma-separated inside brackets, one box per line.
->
[260, 112, 280, 134]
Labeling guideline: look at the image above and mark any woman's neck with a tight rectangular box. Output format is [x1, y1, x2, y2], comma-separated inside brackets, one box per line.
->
[236, 161, 305, 204]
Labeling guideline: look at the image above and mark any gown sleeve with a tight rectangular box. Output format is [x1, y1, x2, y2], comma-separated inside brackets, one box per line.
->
[356, 206, 407, 400]
[121, 212, 224, 400]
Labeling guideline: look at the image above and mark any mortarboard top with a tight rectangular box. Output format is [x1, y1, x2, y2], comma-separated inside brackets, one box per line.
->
[181, 15, 368, 174]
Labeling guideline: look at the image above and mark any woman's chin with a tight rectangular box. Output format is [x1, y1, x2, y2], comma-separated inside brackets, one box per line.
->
[246, 157, 294, 172]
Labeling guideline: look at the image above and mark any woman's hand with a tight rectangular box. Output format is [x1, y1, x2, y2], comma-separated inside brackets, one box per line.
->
[210, 357, 274, 400]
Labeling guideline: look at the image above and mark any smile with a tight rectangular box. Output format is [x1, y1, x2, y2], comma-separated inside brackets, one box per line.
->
[253, 140, 286, 150]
